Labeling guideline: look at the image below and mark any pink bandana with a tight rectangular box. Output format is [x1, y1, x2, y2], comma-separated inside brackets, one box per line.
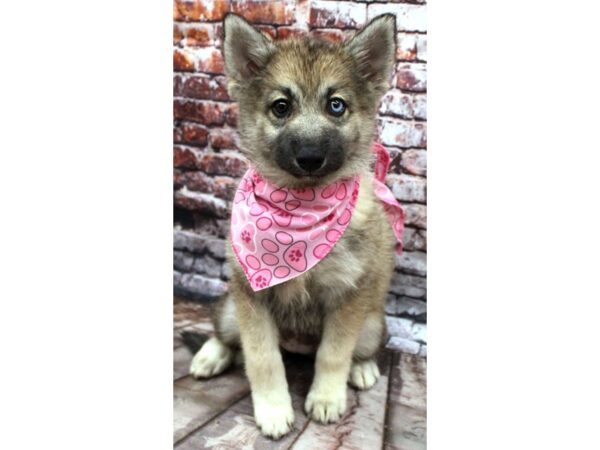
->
[231, 143, 404, 291]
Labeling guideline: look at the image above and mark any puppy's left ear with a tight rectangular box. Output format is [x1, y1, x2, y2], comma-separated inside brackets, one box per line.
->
[344, 14, 396, 93]
[222, 13, 275, 97]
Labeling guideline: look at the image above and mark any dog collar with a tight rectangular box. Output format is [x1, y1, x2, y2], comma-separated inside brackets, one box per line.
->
[230, 143, 404, 291]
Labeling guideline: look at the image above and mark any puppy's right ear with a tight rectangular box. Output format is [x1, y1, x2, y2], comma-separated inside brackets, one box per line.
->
[223, 14, 275, 96]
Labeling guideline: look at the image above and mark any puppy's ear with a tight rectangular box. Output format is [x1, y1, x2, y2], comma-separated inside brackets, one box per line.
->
[222, 13, 275, 96]
[344, 14, 396, 93]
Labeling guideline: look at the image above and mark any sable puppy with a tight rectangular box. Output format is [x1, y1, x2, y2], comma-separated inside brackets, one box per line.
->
[190, 13, 398, 439]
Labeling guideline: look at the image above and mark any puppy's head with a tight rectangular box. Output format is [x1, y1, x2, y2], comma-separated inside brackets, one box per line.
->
[223, 14, 396, 187]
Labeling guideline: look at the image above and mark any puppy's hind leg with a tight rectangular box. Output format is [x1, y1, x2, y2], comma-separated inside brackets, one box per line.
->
[349, 313, 385, 390]
[189, 294, 240, 379]
[190, 336, 234, 378]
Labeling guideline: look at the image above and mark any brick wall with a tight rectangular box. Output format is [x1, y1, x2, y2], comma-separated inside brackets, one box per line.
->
[173, 0, 427, 355]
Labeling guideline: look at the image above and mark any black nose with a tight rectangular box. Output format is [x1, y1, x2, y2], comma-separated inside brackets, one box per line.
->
[296, 147, 325, 173]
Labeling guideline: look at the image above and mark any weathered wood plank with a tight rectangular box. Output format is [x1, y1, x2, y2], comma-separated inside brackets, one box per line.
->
[174, 297, 213, 330]
[174, 344, 194, 381]
[175, 332, 183, 349]
[176, 353, 314, 450]
[176, 389, 307, 450]
[180, 320, 214, 337]
[172, 298, 425, 449]
[173, 298, 215, 380]
[290, 351, 393, 450]
[174, 368, 251, 444]
[383, 353, 427, 450]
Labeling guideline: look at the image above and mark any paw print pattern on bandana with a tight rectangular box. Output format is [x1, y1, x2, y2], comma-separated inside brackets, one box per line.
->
[250, 269, 272, 290]
[239, 224, 255, 252]
[283, 241, 307, 272]
[230, 143, 404, 291]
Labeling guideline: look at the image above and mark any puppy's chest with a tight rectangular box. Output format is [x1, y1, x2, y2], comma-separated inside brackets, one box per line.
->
[266, 190, 378, 329]
[268, 232, 362, 313]
[267, 237, 364, 353]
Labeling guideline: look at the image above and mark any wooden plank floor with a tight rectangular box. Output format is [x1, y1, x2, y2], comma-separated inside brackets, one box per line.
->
[173, 297, 427, 449]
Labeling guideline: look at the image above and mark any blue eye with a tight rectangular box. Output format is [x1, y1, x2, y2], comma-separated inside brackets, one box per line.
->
[327, 98, 346, 117]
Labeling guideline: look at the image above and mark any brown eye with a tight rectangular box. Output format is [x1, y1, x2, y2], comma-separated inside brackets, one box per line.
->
[327, 98, 346, 117]
[271, 99, 290, 118]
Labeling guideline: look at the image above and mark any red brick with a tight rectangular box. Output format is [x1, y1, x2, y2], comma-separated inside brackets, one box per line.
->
[256, 25, 277, 40]
[175, 171, 237, 200]
[401, 149, 427, 176]
[185, 24, 214, 46]
[277, 26, 307, 40]
[173, 0, 231, 22]
[213, 24, 224, 48]
[403, 204, 427, 229]
[175, 189, 229, 217]
[395, 63, 427, 92]
[173, 48, 196, 72]
[198, 151, 248, 177]
[231, 1, 295, 25]
[378, 118, 427, 148]
[209, 128, 239, 150]
[182, 74, 229, 101]
[173, 126, 182, 144]
[403, 227, 426, 252]
[174, 100, 232, 126]
[225, 103, 238, 127]
[174, 146, 199, 169]
[388, 173, 426, 203]
[412, 94, 427, 120]
[174, 169, 185, 190]
[416, 34, 427, 61]
[180, 122, 209, 147]
[196, 47, 224, 74]
[311, 28, 347, 43]
[379, 89, 414, 119]
[173, 75, 183, 96]
[181, 74, 210, 98]
[368, 3, 426, 33]
[387, 147, 402, 174]
[394, 250, 426, 276]
[309, 1, 366, 29]
[396, 33, 418, 61]
[174, 99, 201, 123]
[174, 24, 185, 46]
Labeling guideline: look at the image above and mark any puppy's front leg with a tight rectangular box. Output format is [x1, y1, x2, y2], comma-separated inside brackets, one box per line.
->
[234, 289, 294, 439]
[305, 298, 366, 423]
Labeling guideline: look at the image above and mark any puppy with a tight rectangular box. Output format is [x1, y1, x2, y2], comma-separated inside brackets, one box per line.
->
[189, 13, 398, 439]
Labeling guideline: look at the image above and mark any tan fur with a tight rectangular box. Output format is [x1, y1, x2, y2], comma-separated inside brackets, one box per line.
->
[190, 13, 398, 439]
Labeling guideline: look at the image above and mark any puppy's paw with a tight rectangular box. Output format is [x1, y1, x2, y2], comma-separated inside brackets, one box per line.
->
[348, 359, 380, 390]
[189, 337, 234, 379]
[253, 393, 294, 440]
[304, 386, 347, 424]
